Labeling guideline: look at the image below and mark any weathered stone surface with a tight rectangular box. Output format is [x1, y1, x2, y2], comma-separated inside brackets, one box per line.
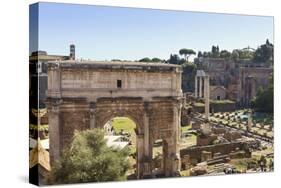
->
[180, 140, 258, 163]
[47, 61, 183, 178]
[238, 67, 272, 106]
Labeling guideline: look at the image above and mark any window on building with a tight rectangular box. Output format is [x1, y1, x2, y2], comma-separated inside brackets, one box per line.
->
[117, 80, 122, 88]
[217, 96, 221, 100]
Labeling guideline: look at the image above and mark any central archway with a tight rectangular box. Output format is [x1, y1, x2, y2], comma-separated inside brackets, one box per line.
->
[103, 116, 137, 178]
[92, 98, 148, 178]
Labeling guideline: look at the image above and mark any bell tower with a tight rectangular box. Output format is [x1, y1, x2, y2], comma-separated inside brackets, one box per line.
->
[69, 44, 75, 60]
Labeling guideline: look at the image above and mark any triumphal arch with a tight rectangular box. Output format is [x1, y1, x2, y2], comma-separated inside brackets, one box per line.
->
[46, 60, 183, 178]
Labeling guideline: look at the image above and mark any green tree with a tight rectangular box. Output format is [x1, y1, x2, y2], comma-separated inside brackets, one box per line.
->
[197, 51, 203, 58]
[179, 48, 196, 62]
[203, 51, 211, 58]
[253, 39, 273, 63]
[181, 62, 197, 92]
[232, 50, 240, 62]
[151, 57, 162, 62]
[211, 45, 220, 58]
[168, 54, 179, 65]
[220, 50, 231, 59]
[235, 49, 254, 60]
[47, 129, 130, 184]
[139, 57, 151, 62]
[111, 59, 122, 62]
[251, 74, 273, 113]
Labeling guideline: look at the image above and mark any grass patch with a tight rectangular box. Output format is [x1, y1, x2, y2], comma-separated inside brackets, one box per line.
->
[229, 159, 252, 172]
[194, 102, 205, 107]
[180, 169, 191, 176]
[112, 117, 136, 134]
[210, 100, 235, 104]
[181, 124, 191, 132]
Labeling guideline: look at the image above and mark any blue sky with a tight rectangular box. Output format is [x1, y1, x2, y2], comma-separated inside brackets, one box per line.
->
[30, 2, 274, 61]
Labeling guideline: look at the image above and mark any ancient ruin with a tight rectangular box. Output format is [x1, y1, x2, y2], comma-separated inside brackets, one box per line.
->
[46, 60, 183, 178]
[195, 57, 273, 107]
[195, 70, 210, 119]
[28, 3, 274, 185]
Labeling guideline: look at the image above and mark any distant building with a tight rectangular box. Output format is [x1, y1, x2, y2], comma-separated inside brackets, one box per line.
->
[200, 57, 234, 71]
[238, 67, 272, 106]
[69, 44, 75, 60]
[210, 86, 226, 100]
[196, 57, 273, 106]
[198, 57, 236, 86]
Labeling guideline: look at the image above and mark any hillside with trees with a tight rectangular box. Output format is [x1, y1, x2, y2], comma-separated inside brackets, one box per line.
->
[194, 39, 273, 65]
[133, 39, 273, 94]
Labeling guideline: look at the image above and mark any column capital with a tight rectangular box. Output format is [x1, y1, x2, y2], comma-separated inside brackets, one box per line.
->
[48, 62, 60, 70]
[46, 98, 62, 114]
[89, 102, 96, 117]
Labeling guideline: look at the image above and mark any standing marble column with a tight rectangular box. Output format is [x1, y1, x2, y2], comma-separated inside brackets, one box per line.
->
[89, 103, 96, 129]
[204, 76, 210, 119]
[163, 138, 179, 177]
[143, 113, 150, 157]
[48, 63, 61, 98]
[173, 103, 181, 173]
[136, 134, 144, 179]
[142, 103, 152, 177]
[48, 103, 60, 165]
[199, 77, 203, 98]
[195, 76, 198, 98]
[89, 113, 95, 129]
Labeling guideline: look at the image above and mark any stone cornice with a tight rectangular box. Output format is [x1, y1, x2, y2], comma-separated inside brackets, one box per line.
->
[48, 61, 181, 73]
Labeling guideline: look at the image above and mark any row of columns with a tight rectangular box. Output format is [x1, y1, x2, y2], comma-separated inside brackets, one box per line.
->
[204, 76, 210, 120]
[194, 74, 210, 119]
[195, 75, 207, 99]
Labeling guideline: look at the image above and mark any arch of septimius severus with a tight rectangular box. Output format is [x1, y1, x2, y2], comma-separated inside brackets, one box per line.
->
[46, 60, 183, 178]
